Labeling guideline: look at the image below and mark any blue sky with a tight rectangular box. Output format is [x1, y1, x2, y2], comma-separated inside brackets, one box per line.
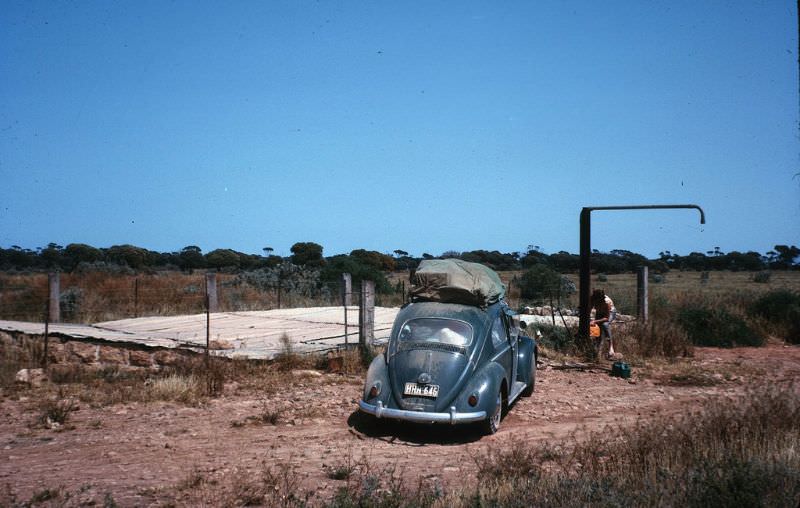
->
[1, 1, 797, 258]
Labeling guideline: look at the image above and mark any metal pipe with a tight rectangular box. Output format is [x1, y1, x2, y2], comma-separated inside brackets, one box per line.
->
[578, 204, 705, 342]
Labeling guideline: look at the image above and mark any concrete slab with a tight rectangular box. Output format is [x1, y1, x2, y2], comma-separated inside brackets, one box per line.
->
[0, 306, 400, 359]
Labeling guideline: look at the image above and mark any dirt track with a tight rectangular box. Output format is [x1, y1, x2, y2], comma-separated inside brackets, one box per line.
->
[1, 343, 799, 506]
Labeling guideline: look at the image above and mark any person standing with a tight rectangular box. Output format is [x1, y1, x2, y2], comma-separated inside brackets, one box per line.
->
[590, 289, 616, 359]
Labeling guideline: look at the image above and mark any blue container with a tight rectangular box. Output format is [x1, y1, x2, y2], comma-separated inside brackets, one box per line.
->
[610, 361, 631, 379]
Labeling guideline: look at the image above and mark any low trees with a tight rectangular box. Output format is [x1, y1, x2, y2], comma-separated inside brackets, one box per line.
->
[290, 242, 325, 267]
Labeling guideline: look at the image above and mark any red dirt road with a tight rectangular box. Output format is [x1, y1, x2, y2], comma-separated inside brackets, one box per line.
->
[2, 343, 799, 506]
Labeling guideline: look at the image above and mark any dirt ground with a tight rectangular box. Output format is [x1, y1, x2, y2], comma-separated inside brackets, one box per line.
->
[2, 343, 799, 506]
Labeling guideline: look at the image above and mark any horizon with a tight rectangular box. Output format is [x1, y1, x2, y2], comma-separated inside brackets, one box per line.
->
[1, 238, 795, 261]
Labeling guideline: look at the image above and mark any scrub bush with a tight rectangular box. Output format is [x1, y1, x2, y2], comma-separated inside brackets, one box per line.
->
[534, 323, 575, 352]
[749, 289, 800, 344]
[677, 307, 763, 347]
[519, 265, 573, 304]
[752, 270, 772, 283]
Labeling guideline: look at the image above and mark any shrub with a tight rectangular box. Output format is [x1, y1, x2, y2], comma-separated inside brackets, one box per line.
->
[38, 395, 77, 426]
[752, 270, 772, 283]
[617, 319, 692, 358]
[59, 287, 83, 320]
[749, 290, 800, 344]
[145, 374, 202, 403]
[678, 307, 763, 347]
[519, 265, 573, 304]
[749, 289, 800, 322]
[533, 323, 575, 352]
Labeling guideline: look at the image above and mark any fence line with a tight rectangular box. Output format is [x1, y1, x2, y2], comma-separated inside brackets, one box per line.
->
[0, 273, 387, 368]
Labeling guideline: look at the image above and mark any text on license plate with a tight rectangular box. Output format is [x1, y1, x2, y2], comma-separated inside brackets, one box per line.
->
[404, 382, 439, 398]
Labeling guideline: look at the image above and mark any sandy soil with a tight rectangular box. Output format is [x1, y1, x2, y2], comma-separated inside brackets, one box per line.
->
[1, 343, 799, 506]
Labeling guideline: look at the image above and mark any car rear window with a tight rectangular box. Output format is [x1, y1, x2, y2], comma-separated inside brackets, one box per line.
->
[397, 318, 473, 347]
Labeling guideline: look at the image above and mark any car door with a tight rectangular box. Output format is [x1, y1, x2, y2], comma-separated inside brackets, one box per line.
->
[504, 311, 519, 386]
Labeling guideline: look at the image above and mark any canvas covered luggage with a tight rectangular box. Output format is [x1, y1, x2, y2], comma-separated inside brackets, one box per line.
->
[410, 259, 506, 308]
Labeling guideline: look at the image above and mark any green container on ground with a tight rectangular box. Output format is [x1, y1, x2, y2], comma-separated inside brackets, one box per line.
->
[610, 361, 631, 379]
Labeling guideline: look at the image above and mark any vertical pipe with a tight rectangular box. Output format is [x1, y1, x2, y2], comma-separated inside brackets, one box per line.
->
[637, 266, 649, 323]
[205, 293, 210, 368]
[342, 273, 351, 347]
[578, 208, 592, 339]
[42, 301, 49, 369]
[205, 292, 211, 394]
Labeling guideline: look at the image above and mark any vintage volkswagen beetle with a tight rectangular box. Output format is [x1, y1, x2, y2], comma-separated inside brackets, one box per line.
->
[358, 260, 536, 434]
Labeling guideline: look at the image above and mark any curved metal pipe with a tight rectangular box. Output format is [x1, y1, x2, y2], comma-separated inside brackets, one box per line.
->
[578, 204, 706, 343]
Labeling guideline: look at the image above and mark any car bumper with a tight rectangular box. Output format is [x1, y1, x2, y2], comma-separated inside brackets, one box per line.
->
[358, 400, 486, 424]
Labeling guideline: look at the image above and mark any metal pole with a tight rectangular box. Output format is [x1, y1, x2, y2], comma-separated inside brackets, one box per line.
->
[578, 204, 705, 341]
[637, 266, 649, 323]
[341, 271, 351, 346]
[42, 302, 49, 369]
[344, 303, 349, 348]
[205, 293, 210, 369]
[578, 208, 592, 340]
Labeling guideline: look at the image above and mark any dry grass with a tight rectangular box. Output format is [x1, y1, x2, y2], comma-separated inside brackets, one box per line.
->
[0, 483, 119, 507]
[458, 382, 800, 507]
[161, 461, 310, 508]
[144, 374, 203, 403]
[36, 393, 78, 428]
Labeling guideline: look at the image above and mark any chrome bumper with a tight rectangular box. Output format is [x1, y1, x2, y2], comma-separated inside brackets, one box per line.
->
[358, 400, 486, 424]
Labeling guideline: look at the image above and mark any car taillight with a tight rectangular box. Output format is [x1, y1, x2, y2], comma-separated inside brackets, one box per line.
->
[468, 393, 478, 407]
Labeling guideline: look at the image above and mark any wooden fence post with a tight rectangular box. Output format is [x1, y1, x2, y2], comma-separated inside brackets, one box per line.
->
[341, 273, 352, 306]
[206, 273, 218, 313]
[637, 266, 649, 323]
[359, 280, 375, 350]
[48, 272, 60, 323]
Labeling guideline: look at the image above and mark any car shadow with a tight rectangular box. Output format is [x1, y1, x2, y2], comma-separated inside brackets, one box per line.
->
[347, 410, 485, 445]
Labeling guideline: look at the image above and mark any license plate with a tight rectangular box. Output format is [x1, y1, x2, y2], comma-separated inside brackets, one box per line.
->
[404, 382, 439, 398]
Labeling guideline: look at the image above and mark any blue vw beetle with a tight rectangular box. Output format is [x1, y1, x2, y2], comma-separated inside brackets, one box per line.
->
[358, 287, 536, 435]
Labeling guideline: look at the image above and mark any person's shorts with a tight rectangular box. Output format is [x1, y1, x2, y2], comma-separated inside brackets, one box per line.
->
[599, 322, 612, 339]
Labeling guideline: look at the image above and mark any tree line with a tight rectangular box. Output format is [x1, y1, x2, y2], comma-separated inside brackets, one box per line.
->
[0, 242, 797, 274]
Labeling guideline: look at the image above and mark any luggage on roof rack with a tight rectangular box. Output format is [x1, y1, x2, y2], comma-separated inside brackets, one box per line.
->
[410, 259, 506, 308]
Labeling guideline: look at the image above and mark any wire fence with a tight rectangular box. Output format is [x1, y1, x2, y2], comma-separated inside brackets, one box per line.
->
[0, 272, 408, 324]
[0, 272, 401, 367]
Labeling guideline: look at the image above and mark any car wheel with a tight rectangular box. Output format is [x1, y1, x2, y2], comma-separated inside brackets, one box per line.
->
[481, 390, 502, 435]
[522, 353, 536, 397]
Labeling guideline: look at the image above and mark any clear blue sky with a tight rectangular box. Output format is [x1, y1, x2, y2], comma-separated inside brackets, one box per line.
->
[1, 1, 797, 258]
